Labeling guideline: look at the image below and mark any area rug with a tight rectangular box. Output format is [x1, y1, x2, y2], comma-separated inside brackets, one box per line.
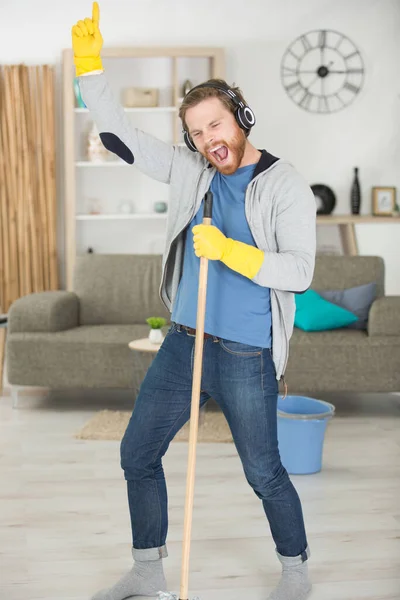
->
[75, 409, 233, 443]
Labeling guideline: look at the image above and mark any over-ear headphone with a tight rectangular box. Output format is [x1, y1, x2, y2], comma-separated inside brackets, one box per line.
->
[182, 82, 256, 152]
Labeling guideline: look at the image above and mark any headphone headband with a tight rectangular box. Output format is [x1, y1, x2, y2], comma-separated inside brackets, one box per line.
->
[185, 82, 245, 108]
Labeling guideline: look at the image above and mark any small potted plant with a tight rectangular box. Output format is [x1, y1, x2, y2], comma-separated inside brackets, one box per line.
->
[146, 316, 167, 344]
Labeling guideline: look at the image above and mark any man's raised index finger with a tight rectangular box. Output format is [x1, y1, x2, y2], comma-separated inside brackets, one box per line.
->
[92, 2, 100, 26]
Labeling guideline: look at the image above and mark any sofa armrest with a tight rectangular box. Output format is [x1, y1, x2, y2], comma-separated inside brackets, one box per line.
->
[8, 291, 79, 333]
[368, 296, 400, 337]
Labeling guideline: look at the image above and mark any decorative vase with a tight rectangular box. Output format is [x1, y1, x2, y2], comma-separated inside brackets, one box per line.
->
[148, 328, 164, 344]
[73, 77, 86, 108]
[118, 199, 134, 214]
[87, 122, 109, 163]
[182, 79, 193, 97]
[87, 197, 102, 215]
[311, 184, 336, 215]
[350, 167, 361, 214]
[154, 201, 167, 213]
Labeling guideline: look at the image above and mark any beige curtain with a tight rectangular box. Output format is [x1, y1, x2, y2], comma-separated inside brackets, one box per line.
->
[0, 64, 58, 386]
[0, 64, 58, 310]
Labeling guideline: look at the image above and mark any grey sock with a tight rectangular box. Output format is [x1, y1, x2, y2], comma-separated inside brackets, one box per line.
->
[91, 558, 167, 600]
[268, 550, 312, 600]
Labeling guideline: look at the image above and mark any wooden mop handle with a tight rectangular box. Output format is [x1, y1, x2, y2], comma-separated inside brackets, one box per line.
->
[179, 191, 213, 600]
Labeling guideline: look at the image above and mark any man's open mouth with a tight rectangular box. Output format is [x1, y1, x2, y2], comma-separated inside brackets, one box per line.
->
[209, 144, 229, 163]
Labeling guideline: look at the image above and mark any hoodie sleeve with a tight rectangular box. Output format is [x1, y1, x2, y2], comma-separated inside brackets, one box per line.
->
[252, 166, 316, 292]
[78, 73, 178, 183]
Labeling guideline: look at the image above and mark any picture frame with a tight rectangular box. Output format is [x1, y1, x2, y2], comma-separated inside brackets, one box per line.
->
[372, 187, 396, 216]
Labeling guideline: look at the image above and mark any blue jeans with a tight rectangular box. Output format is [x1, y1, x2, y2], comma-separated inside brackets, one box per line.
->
[120, 323, 309, 561]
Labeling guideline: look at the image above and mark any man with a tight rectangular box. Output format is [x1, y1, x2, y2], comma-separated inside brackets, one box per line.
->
[72, 4, 316, 600]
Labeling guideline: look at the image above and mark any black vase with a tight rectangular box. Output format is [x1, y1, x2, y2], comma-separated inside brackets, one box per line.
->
[351, 167, 361, 214]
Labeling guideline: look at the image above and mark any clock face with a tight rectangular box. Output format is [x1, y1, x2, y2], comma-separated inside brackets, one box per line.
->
[281, 29, 365, 114]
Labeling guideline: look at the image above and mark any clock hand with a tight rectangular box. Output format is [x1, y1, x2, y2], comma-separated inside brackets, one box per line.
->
[328, 70, 361, 74]
[298, 61, 335, 75]
[320, 45, 325, 66]
[306, 74, 320, 92]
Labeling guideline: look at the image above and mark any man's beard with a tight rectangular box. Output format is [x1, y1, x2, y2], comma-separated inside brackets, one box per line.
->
[203, 131, 246, 175]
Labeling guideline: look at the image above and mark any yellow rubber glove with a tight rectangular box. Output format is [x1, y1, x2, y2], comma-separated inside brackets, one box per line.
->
[71, 2, 103, 76]
[192, 224, 264, 279]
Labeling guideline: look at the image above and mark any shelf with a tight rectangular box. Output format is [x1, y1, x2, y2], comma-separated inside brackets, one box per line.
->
[76, 213, 167, 220]
[317, 214, 400, 224]
[316, 213, 400, 256]
[76, 213, 399, 222]
[75, 213, 399, 225]
[75, 107, 177, 113]
[76, 148, 187, 165]
[75, 161, 129, 167]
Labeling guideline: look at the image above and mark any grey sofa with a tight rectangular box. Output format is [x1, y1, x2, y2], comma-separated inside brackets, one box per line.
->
[6, 255, 170, 401]
[6, 254, 400, 404]
[286, 255, 400, 393]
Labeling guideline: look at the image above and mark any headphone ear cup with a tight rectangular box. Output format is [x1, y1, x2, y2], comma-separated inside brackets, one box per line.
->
[183, 130, 197, 152]
[236, 106, 256, 130]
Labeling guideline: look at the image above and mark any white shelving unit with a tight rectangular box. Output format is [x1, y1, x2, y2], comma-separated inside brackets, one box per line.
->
[75, 161, 129, 167]
[76, 213, 168, 220]
[62, 46, 225, 289]
[75, 107, 178, 113]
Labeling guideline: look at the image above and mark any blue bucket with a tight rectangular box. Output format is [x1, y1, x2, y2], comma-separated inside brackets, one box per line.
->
[277, 396, 335, 475]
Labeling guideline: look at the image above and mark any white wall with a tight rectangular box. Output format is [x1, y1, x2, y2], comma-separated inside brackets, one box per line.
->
[1, 0, 399, 292]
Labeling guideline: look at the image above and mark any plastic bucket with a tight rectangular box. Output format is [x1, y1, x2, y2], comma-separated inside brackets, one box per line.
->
[277, 396, 335, 475]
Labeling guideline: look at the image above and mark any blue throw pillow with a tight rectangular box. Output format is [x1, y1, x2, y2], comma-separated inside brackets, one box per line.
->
[317, 282, 377, 330]
[295, 289, 358, 332]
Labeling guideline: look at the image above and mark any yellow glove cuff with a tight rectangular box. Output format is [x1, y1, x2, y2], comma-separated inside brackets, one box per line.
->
[221, 238, 264, 279]
[74, 55, 103, 77]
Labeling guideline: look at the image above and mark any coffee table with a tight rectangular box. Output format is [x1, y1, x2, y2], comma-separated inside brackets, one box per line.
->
[128, 337, 163, 353]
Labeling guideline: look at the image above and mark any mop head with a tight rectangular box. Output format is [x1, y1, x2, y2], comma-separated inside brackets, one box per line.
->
[157, 592, 200, 600]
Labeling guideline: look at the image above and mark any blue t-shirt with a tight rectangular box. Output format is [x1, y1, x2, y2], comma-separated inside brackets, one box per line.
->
[171, 164, 272, 348]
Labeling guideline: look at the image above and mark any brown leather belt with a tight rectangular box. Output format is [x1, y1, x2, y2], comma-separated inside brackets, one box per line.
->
[178, 324, 214, 339]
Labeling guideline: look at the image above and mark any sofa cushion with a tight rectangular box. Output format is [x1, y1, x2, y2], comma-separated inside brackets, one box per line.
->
[6, 324, 168, 389]
[294, 289, 358, 331]
[311, 255, 385, 298]
[73, 254, 170, 326]
[287, 327, 400, 393]
[317, 282, 377, 330]
[290, 327, 367, 346]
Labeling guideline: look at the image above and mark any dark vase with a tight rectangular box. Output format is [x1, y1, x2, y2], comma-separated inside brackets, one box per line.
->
[351, 167, 361, 214]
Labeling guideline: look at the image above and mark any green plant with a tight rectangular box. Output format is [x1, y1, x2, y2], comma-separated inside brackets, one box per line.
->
[146, 316, 167, 329]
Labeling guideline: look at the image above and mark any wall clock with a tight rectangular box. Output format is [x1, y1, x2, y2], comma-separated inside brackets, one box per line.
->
[281, 29, 364, 114]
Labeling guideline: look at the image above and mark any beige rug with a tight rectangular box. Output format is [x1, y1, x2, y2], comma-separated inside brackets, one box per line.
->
[75, 409, 233, 443]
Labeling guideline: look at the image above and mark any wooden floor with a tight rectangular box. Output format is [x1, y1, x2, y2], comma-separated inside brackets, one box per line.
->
[1, 388, 399, 600]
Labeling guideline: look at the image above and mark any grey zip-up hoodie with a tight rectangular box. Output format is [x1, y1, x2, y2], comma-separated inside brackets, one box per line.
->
[79, 73, 317, 381]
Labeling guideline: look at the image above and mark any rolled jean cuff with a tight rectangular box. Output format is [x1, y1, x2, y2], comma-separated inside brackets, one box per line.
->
[132, 545, 168, 561]
[276, 545, 310, 566]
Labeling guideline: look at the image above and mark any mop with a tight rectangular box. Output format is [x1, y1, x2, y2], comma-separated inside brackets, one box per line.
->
[158, 191, 213, 600]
